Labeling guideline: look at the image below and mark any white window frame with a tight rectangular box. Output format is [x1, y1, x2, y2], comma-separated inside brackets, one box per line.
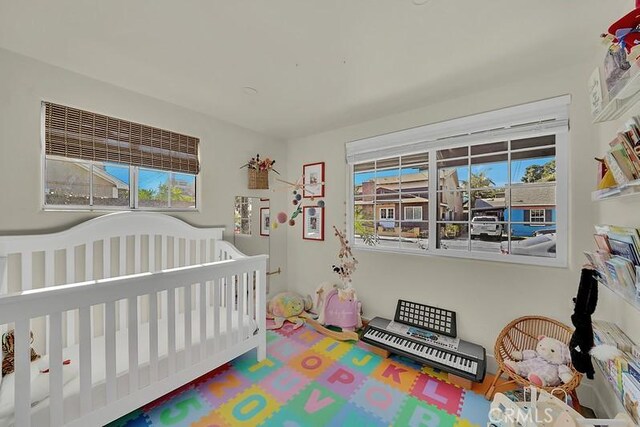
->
[404, 206, 423, 221]
[42, 155, 199, 212]
[345, 95, 569, 268]
[529, 209, 546, 223]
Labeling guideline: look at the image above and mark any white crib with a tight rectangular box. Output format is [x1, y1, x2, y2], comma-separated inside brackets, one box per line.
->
[0, 212, 267, 427]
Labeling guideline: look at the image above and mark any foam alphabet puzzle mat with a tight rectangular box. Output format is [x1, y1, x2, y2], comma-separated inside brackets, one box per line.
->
[109, 324, 490, 426]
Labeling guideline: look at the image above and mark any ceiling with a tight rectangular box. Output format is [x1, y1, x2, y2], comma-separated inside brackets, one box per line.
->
[0, 1, 629, 139]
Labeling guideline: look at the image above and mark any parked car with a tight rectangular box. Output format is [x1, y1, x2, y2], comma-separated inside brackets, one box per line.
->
[533, 226, 556, 237]
[470, 216, 502, 240]
[501, 233, 556, 257]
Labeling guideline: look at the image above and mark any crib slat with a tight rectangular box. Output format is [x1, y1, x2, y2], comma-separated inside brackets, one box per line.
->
[162, 236, 169, 270]
[49, 312, 63, 427]
[21, 252, 32, 291]
[44, 250, 55, 355]
[15, 318, 31, 427]
[184, 284, 192, 367]
[119, 237, 126, 331]
[205, 239, 211, 262]
[105, 301, 117, 403]
[173, 237, 179, 268]
[134, 235, 140, 273]
[149, 235, 156, 272]
[85, 243, 95, 339]
[226, 276, 233, 346]
[248, 272, 255, 321]
[128, 297, 139, 392]
[185, 239, 191, 266]
[213, 279, 220, 352]
[103, 238, 111, 278]
[79, 306, 92, 414]
[119, 236, 126, 275]
[167, 289, 176, 374]
[195, 239, 202, 263]
[149, 292, 158, 383]
[66, 247, 76, 345]
[199, 283, 206, 361]
[238, 274, 246, 343]
[85, 242, 94, 280]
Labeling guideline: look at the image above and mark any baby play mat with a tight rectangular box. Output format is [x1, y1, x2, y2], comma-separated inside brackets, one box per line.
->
[109, 324, 490, 426]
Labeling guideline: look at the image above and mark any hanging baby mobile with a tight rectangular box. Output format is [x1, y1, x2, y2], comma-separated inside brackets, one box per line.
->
[271, 162, 326, 237]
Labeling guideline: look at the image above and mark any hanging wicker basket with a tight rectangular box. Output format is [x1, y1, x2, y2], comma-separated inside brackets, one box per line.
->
[248, 169, 269, 189]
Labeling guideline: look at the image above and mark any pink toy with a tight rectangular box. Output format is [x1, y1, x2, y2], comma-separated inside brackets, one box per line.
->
[314, 283, 362, 331]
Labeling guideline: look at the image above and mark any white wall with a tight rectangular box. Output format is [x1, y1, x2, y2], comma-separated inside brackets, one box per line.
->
[0, 48, 287, 294]
[284, 61, 600, 371]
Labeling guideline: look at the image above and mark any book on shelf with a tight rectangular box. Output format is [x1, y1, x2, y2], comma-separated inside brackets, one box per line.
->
[593, 320, 636, 353]
[598, 118, 640, 189]
[609, 238, 640, 266]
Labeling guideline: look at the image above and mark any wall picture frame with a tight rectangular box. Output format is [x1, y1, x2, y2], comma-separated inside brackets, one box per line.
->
[303, 161, 325, 198]
[260, 207, 270, 236]
[303, 206, 324, 241]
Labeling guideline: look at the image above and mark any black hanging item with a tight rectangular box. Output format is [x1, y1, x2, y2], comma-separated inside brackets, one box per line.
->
[569, 268, 599, 379]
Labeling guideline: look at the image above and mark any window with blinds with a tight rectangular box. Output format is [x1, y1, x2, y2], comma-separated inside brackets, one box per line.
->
[346, 95, 569, 267]
[42, 102, 199, 210]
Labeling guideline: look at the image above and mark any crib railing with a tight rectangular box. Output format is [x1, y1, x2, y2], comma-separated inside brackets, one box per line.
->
[0, 254, 267, 427]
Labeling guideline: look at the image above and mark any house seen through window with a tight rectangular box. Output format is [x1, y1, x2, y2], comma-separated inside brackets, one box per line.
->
[347, 96, 568, 266]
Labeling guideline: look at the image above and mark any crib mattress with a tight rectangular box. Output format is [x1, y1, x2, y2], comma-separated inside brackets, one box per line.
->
[0, 308, 257, 424]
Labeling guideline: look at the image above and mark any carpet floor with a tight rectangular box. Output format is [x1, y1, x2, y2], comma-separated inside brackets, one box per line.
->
[109, 323, 491, 426]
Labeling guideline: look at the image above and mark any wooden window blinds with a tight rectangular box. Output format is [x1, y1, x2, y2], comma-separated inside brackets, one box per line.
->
[44, 102, 200, 174]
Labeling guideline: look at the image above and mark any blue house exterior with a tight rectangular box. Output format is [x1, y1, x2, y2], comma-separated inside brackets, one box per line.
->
[504, 208, 556, 237]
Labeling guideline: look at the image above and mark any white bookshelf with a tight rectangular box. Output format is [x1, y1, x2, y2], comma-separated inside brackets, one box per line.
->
[592, 179, 640, 201]
[593, 72, 640, 123]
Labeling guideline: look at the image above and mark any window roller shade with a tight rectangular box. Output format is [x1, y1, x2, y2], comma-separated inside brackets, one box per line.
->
[44, 102, 200, 174]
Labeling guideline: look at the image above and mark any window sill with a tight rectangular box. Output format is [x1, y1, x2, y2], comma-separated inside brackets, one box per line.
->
[43, 206, 199, 213]
[352, 243, 567, 268]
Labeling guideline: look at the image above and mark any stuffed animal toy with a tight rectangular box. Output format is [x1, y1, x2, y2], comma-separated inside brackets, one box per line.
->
[504, 335, 573, 387]
[266, 292, 316, 330]
[2, 330, 41, 377]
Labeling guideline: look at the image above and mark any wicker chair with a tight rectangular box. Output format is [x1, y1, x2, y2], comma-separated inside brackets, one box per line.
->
[485, 316, 583, 405]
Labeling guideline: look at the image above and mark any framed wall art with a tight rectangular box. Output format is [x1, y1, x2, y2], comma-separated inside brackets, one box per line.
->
[260, 207, 270, 236]
[303, 206, 324, 241]
[303, 162, 325, 198]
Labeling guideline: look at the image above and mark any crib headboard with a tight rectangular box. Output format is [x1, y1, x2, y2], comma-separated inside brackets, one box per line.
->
[0, 211, 230, 296]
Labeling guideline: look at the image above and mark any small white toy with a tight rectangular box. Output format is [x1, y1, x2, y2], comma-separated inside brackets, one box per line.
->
[504, 335, 573, 387]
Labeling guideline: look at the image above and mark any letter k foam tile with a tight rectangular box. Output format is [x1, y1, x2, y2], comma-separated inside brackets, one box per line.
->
[370, 357, 420, 394]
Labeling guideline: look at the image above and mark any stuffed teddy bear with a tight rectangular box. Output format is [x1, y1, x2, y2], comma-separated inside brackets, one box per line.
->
[504, 335, 573, 387]
[2, 329, 41, 377]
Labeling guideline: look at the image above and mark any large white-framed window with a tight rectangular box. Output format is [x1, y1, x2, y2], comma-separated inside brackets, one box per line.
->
[346, 95, 569, 267]
[42, 102, 199, 211]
